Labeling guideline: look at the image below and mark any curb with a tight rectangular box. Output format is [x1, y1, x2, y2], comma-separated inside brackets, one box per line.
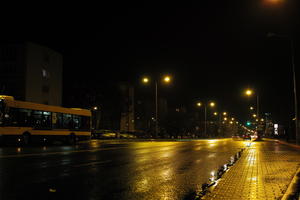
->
[264, 138, 300, 199]
[263, 138, 300, 150]
[276, 140, 300, 150]
[281, 167, 300, 200]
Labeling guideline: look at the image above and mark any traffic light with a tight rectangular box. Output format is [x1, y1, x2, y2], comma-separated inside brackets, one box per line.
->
[246, 121, 251, 126]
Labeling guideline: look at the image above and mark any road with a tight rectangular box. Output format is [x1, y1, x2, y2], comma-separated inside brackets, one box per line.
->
[0, 139, 249, 200]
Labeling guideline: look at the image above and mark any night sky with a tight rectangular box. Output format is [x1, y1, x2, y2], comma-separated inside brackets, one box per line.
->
[1, 1, 300, 125]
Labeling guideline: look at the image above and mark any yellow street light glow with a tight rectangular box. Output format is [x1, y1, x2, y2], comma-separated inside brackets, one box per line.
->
[223, 112, 227, 116]
[163, 76, 171, 83]
[253, 114, 257, 118]
[245, 89, 253, 96]
[93, 106, 98, 110]
[230, 121, 233, 124]
[265, 0, 282, 4]
[210, 102, 215, 107]
[142, 77, 149, 83]
[197, 102, 202, 107]
[261, 118, 264, 122]
[250, 107, 254, 110]
[224, 117, 228, 121]
[214, 112, 218, 116]
[231, 118, 235, 121]
[256, 119, 259, 122]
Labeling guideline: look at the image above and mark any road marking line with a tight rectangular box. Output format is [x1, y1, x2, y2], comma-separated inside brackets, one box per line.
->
[72, 160, 112, 167]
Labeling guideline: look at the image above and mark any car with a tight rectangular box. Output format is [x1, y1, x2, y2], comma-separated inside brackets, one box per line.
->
[92, 129, 118, 139]
[242, 134, 251, 140]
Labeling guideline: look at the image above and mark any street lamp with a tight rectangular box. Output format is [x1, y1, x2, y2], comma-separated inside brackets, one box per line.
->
[244, 89, 260, 119]
[196, 101, 216, 137]
[93, 106, 98, 111]
[267, 33, 298, 144]
[244, 88, 261, 139]
[264, 0, 283, 5]
[91, 106, 100, 131]
[142, 75, 172, 138]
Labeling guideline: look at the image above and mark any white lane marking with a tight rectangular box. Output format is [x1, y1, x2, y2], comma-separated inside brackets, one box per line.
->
[72, 160, 112, 167]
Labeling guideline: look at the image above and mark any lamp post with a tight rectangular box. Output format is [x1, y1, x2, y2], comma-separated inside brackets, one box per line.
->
[244, 89, 262, 139]
[142, 75, 171, 138]
[267, 33, 298, 144]
[245, 89, 260, 119]
[91, 106, 100, 137]
[196, 101, 216, 137]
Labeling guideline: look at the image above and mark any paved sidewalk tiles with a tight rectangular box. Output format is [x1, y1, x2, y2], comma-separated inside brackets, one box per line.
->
[204, 141, 300, 200]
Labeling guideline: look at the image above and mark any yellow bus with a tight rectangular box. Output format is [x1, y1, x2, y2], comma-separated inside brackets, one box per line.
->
[0, 95, 91, 145]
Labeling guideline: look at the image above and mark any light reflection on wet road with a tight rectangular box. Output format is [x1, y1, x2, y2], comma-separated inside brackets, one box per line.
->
[0, 139, 247, 200]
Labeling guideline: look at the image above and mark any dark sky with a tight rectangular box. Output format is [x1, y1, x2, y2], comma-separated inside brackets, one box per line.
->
[1, 1, 300, 125]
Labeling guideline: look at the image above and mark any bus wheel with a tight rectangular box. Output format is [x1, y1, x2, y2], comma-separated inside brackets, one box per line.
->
[22, 133, 31, 145]
[69, 133, 76, 145]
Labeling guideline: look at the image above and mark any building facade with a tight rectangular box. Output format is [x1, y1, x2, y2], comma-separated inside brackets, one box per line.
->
[0, 42, 62, 106]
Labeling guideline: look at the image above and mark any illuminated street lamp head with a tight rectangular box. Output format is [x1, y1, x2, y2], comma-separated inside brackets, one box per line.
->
[223, 112, 227, 116]
[209, 102, 215, 107]
[250, 106, 254, 110]
[93, 106, 98, 110]
[231, 117, 235, 121]
[224, 117, 228, 121]
[230, 121, 233, 124]
[197, 102, 202, 107]
[261, 118, 265, 122]
[213, 112, 218, 116]
[142, 77, 149, 83]
[253, 114, 257, 118]
[245, 89, 253, 96]
[163, 76, 171, 83]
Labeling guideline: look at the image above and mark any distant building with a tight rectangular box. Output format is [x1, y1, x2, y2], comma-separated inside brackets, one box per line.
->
[120, 84, 135, 132]
[0, 42, 62, 106]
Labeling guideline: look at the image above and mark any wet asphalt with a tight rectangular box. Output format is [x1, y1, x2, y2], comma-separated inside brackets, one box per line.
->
[0, 139, 248, 200]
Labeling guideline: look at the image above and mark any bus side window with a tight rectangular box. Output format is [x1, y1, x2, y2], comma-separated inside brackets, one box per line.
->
[63, 114, 73, 129]
[57, 113, 63, 128]
[52, 113, 63, 129]
[73, 115, 81, 130]
[9, 108, 18, 126]
[18, 108, 33, 127]
[42, 111, 51, 129]
[33, 110, 43, 128]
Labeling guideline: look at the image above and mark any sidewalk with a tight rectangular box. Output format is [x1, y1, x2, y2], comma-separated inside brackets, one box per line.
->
[204, 140, 300, 200]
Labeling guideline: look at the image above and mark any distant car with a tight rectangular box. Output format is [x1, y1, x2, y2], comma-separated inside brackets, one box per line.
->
[251, 135, 258, 139]
[92, 130, 118, 139]
[242, 134, 251, 140]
